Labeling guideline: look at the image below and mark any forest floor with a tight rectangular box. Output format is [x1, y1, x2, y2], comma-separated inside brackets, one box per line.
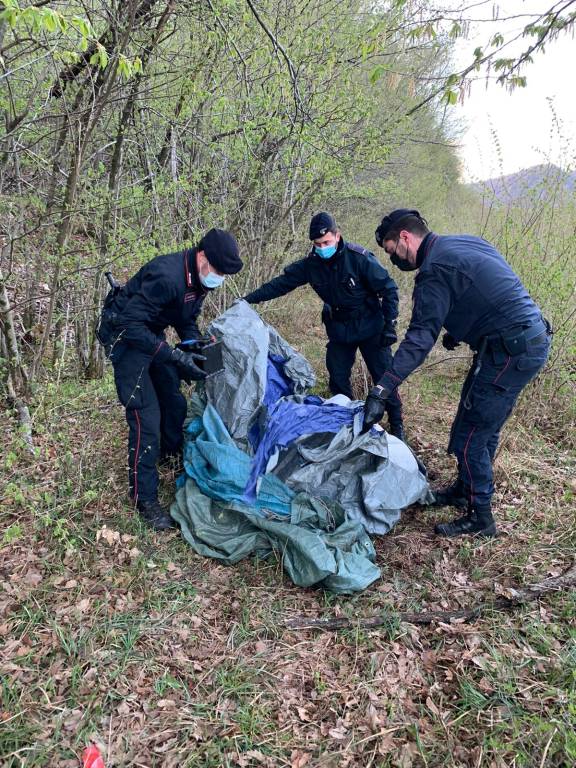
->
[1, 294, 575, 768]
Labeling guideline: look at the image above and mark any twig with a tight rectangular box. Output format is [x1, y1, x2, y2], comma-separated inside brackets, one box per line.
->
[282, 564, 576, 631]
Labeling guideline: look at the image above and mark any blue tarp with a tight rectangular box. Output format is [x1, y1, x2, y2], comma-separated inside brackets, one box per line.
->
[264, 354, 294, 406]
[182, 404, 294, 517]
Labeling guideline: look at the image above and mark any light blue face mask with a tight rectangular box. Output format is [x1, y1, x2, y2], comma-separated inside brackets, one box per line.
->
[315, 244, 337, 259]
[200, 270, 225, 289]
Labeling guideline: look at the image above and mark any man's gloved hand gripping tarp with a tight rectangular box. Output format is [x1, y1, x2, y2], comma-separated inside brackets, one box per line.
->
[171, 301, 430, 593]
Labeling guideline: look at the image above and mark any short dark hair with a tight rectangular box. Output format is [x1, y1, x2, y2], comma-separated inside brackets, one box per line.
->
[375, 209, 429, 245]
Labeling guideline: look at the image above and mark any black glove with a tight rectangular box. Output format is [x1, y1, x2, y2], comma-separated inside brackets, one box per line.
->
[442, 332, 460, 351]
[361, 385, 389, 434]
[381, 321, 398, 347]
[170, 347, 207, 381]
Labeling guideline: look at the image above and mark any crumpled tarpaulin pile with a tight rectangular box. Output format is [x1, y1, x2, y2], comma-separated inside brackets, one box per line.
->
[171, 301, 431, 593]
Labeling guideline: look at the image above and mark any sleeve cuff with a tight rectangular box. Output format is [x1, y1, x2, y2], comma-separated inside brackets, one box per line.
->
[377, 371, 402, 392]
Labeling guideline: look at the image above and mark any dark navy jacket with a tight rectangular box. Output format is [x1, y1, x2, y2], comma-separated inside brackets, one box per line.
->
[381, 233, 542, 388]
[244, 239, 399, 344]
[107, 249, 207, 363]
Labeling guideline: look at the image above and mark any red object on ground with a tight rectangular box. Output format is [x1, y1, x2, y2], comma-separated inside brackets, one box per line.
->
[83, 745, 105, 768]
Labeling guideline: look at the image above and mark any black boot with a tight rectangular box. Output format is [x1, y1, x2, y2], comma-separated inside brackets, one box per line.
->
[389, 423, 405, 442]
[431, 480, 468, 509]
[136, 499, 176, 531]
[435, 506, 497, 538]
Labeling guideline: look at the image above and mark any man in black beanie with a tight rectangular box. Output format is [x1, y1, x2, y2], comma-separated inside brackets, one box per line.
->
[97, 228, 242, 530]
[244, 212, 404, 437]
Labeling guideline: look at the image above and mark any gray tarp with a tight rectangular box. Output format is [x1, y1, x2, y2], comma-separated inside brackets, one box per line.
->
[269, 402, 429, 535]
[205, 301, 315, 442]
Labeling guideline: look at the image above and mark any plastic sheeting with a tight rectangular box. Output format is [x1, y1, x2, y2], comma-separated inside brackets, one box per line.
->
[244, 395, 361, 503]
[173, 301, 431, 592]
[172, 398, 381, 592]
[270, 406, 428, 535]
[205, 301, 315, 442]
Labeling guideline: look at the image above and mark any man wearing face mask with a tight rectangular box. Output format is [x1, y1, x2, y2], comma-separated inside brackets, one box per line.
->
[97, 228, 242, 530]
[364, 209, 551, 538]
[244, 211, 404, 438]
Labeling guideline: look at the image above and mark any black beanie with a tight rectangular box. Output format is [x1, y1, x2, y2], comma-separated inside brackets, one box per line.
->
[375, 209, 422, 246]
[309, 211, 336, 240]
[199, 228, 243, 274]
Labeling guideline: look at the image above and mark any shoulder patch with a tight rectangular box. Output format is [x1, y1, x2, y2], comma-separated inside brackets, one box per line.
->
[347, 241, 368, 256]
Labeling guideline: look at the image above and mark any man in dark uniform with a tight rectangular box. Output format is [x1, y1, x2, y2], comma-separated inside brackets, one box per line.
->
[98, 228, 243, 530]
[363, 209, 551, 537]
[244, 212, 404, 438]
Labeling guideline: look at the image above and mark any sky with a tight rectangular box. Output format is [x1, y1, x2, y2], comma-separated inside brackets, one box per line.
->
[446, 1, 576, 181]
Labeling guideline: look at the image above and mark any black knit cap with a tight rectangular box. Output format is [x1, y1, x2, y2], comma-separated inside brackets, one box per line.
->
[199, 228, 243, 274]
[309, 211, 336, 240]
[375, 209, 421, 246]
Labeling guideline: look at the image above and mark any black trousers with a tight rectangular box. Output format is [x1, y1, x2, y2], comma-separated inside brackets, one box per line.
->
[448, 334, 550, 510]
[326, 333, 403, 427]
[111, 341, 187, 502]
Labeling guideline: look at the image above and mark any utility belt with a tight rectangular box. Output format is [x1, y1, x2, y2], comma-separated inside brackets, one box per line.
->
[448, 317, 551, 454]
[324, 304, 364, 323]
[482, 317, 551, 357]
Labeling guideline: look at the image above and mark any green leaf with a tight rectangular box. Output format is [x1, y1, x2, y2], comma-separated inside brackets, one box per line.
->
[369, 64, 385, 85]
[443, 89, 458, 106]
[117, 55, 131, 78]
[57, 12, 68, 33]
[97, 43, 109, 70]
[72, 15, 92, 38]
[449, 22, 461, 40]
[43, 9, 57, 33]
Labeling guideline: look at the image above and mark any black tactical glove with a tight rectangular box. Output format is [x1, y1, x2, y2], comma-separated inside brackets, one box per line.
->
[442, 332, 460, 351]
[170, 346, 207, 381]
[361, 385, 389, 434]
[381, 320, 398, 347]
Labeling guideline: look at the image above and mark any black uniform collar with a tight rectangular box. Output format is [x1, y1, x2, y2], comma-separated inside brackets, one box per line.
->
[185, 247, 208, 293]
[415, 232, 437, 268]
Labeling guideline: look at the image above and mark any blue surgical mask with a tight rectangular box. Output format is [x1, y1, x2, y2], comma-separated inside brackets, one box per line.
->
[200, 270, 225, 289]
[315, 244, 337, 259]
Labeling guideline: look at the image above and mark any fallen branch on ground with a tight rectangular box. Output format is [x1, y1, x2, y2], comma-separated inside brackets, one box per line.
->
[282, 564, 576, 631]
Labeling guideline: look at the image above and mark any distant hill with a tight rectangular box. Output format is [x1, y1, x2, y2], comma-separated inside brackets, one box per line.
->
[470, 164, 576, 202]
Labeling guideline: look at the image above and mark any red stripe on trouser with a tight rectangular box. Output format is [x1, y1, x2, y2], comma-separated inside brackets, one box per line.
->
[463, 426, 476, 505]
[133, 409, 141, 503]
[492, 355, 511, 385]
[462, 355, 511, 505]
